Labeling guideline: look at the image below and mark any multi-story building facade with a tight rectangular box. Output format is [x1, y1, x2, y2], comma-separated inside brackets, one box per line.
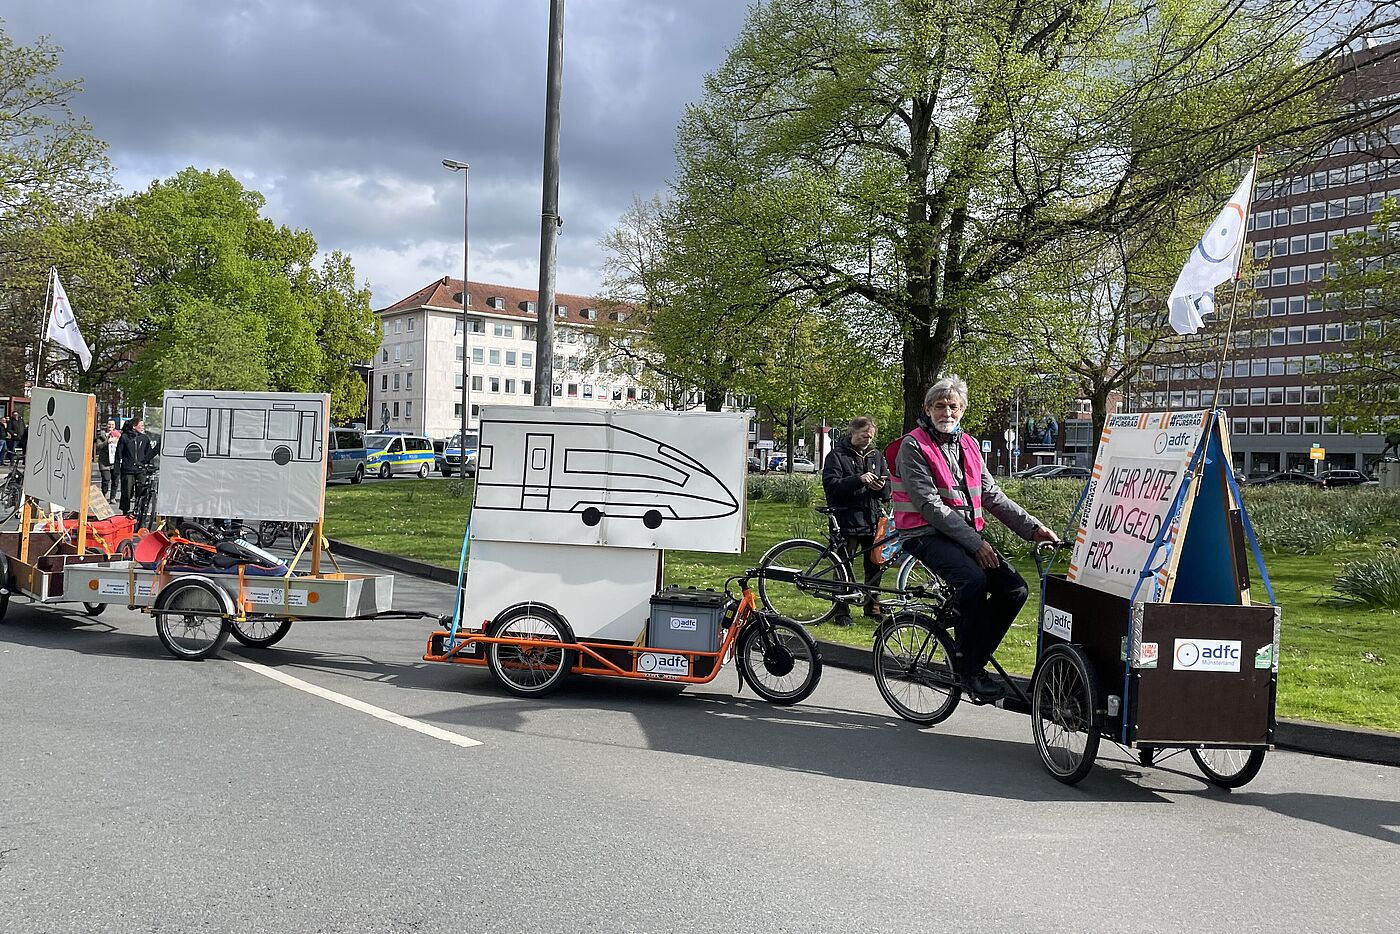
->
[1132, 39, 1399, 475]
[367, 278, 734, 438]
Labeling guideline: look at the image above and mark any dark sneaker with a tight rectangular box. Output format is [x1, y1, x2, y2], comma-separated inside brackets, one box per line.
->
[964, 671, 1007, 701]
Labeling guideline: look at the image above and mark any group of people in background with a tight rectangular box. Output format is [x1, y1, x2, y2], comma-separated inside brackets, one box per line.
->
[0, 408, 153, 516]
[0, 412, 25, 468]
[821, 376, 1060, 702]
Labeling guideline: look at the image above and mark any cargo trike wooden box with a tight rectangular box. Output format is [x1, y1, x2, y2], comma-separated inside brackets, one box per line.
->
[0, 530, 113, 606]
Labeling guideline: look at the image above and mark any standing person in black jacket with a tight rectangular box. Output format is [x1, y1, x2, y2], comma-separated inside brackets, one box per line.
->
[115, 418, 153, 515]
[821, 416, 892, 625]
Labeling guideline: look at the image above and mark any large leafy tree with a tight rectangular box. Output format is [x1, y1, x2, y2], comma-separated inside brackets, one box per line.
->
[0, 20, 112, 393]
[1324, 198, 1399, 436]
[111, 168, 380, 422]
[663, 0, 1399, 429]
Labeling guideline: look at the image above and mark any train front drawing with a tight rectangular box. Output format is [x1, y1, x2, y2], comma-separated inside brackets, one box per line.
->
[473, 419, 739, 529]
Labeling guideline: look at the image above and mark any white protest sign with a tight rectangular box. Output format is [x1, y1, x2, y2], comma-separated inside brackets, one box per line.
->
[23, 388, 95, 513]
[1067, 411, 1211, 601]
[158, 390, 329, 522]
[471, 405, 747, 553]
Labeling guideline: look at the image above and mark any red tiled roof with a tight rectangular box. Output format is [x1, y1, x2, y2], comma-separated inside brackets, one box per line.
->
[377, 277, 604, 326]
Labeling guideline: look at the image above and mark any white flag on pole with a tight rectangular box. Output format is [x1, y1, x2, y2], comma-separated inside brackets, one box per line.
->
[46, 269, 92, 370]
[1166, 167, 1256, 336]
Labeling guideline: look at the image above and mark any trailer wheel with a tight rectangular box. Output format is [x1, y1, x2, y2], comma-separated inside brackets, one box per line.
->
[83, 602, 106, 617]
[153, 578, 232, 661]
[1031, 643, 1101, 785]
[231, 617, 294, 649]
[486, 604, 576, 698]
[0, 553, 10, 622]
[1191, 747, 1266, 789]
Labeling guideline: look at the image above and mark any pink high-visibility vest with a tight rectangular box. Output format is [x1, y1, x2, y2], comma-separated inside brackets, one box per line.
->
[886, 427, 985, 532]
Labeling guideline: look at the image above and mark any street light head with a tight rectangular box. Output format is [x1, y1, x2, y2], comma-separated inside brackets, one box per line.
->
[442, 159, 469, 171]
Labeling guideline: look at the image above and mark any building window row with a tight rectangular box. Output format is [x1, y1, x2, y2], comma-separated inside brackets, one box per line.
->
[1250, 189, 1398, 231]
[1255, 158, 1400, 203]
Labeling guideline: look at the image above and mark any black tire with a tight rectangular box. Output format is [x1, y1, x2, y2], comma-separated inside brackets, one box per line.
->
[231, 617, 294, 648]
[441, 467, 453, 478]
[736, 616, 822, 705]
[351, 464, 364, 484]
[378, 462, 391, 479]
[1031, 643, 1102, 785]
[417, 463, 430, 479]
[873, 614, 961, 724]
[1191, 747, 1267, 789]
[153, 579, 232, 661]
[257, 521, 282, 548]
[83, 602, 106, 617]
[756, 539, 850, 626]
[895, 555, 945, 604]
[486, 604, 576, 698]
[0, 553, 10, 622]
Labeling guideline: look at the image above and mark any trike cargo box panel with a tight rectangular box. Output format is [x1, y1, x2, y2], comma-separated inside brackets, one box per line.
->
[62, 561, 395, 618]
[0, 531, 114, 603]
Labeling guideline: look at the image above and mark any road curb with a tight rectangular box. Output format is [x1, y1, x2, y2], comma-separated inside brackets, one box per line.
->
[325, 538, 1400, 768]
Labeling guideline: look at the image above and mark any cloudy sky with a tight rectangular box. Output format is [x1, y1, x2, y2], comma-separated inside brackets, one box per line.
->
[5, 1, 752, 308]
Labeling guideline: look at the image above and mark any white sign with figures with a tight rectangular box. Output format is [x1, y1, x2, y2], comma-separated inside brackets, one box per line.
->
[1067, 410, 1211, 601]
[157, 390, 329, 522]
[23, 388, 95, 513]
[471, 406, 748, 553]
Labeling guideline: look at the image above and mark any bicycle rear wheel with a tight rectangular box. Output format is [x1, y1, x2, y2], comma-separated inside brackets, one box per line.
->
[895, 554, 944, 604]
[873, 614, 961, 724]
[736, 616, 822, 705]
[757, 539, 850, 626]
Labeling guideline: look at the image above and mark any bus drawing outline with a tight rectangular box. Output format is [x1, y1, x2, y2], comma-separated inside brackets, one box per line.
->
[473, 419, 739, 529]
[163, 392, 325, 466]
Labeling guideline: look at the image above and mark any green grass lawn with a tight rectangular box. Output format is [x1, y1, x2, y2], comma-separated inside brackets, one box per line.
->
[326, 479, 1400, 732]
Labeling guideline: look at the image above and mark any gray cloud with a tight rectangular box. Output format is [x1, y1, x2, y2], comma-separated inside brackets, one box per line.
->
[4, 0, 749, 304]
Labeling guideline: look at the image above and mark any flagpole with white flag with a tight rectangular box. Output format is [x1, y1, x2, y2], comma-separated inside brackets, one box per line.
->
[44, 267, 93, 373]
[1205, 147, 1262, 409]
[1167, 149, 1260, 336]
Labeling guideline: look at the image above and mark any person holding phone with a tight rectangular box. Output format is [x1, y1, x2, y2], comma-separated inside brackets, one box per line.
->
[822, 415, 892, 625]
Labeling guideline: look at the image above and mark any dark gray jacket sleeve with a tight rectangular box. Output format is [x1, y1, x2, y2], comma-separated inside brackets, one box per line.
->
[982, 467, 1045, 540]
[895, 436, 984, 554]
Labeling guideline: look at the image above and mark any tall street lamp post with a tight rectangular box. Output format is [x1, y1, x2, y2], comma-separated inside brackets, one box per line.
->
[442, 159, 470, 452]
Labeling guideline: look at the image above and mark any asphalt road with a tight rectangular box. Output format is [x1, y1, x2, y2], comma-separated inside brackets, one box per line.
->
[2, 556, 1397, 934]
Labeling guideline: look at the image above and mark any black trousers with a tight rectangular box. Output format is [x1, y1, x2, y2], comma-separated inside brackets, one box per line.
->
[120, 472, 138, 515]
[901, 532, 1029, 675]
[836, 532, 885, 616]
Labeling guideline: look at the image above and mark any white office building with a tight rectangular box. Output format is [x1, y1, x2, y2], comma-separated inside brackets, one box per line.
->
[368, 277, 719, 439]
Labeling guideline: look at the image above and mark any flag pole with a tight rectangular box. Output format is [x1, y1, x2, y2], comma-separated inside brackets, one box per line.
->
[1210, 146, 1263, 413]
[33, 267, 53, 391]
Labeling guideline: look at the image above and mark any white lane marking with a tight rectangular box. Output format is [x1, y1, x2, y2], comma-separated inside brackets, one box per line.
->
[229, 658, 484, 749]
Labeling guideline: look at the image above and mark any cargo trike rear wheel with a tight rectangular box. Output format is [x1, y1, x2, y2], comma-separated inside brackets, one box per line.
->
[486, 604, 576, 698]
[1191, 747, 1266, 789]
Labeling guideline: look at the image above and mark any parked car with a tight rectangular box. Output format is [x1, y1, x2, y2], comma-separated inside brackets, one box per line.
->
[747, 455, 765, 473]
[1027, 465, 1090, 481]
[1317, 469, 1372, 488]
[1244, 470, 1324, 488]
[441, 429, 479, 477]
[326, 427, 367, 484]
[790, 456, 818, 474]
[1013, 464, 1060, 479]
[364, 432, 435, 479]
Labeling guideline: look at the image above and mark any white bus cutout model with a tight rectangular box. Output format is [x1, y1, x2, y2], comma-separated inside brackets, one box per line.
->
[164, 391, 324, 466]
